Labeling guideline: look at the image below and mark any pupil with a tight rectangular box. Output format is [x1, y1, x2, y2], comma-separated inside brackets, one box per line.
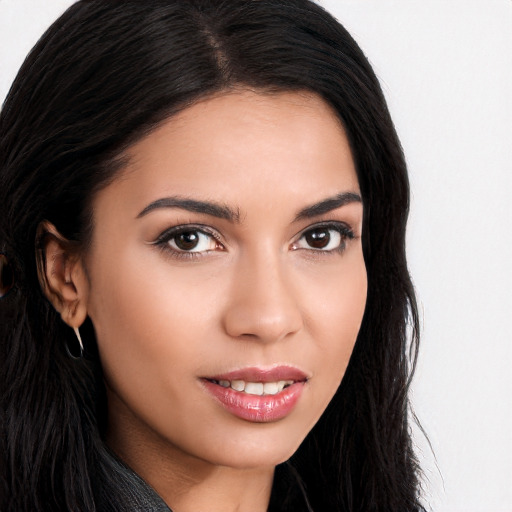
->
[175, 231, 199, 250]
[306, 229, 330, 249]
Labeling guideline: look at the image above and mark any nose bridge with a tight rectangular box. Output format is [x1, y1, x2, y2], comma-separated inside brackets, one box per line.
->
[222, 245, 303, 342]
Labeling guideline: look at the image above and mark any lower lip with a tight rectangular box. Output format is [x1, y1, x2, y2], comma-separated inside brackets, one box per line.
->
[201, 380, 305, 423]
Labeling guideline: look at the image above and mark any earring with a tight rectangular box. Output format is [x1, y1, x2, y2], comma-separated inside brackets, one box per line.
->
[66, 325, 84, 359]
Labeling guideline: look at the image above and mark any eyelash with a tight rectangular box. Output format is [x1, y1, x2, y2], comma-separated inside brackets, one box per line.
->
[153, 224, 224, 260]
[152, 222, 356, 260]
[292, 222, 355, 255]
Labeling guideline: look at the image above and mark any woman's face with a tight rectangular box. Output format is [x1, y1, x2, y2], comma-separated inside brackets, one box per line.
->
[84, 90, 367, 471]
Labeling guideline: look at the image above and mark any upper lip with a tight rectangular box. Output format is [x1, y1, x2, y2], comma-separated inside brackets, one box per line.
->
[204, 365, 309, 383]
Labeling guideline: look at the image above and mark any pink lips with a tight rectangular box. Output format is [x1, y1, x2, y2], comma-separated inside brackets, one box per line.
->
[201, 366, 308, 423]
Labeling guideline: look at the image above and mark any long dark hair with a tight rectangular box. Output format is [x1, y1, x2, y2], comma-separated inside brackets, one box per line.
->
[0, 1, 423, 510]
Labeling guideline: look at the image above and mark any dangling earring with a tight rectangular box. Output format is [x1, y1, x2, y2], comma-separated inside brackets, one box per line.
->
[66, 325, 84, 359]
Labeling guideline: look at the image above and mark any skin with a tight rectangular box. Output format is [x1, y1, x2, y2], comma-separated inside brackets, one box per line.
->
[43, 90, 367, 512]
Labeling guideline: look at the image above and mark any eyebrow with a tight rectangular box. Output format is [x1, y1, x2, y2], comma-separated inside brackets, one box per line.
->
[136, 197, 241, 222]
[293, 192, 362, 221]
[136, 191, 361, 223]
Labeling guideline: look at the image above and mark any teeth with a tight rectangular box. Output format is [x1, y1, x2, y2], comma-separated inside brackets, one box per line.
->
[279, 380, 294, 392]
[244, 382, 264, 395]
[231, 380, 245, 392]
[263, 382, 279, 395]
[213, 379, 296, 395]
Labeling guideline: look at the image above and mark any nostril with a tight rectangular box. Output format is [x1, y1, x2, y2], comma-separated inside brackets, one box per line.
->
[224, 309, 303, 343]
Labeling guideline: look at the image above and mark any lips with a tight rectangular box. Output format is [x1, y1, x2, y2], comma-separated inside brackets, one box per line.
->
[201, 366, 308, 423]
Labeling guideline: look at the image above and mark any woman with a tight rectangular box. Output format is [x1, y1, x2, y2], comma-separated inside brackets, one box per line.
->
[0, 0, 423, 510]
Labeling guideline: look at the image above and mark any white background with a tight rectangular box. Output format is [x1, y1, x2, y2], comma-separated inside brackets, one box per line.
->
[1, 1, 511, 510]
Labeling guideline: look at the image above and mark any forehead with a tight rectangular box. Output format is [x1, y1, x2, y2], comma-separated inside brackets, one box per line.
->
[94, 90, 359, 218]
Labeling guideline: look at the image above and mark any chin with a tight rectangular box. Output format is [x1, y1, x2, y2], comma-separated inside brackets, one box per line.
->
[194, 421, 310, 470]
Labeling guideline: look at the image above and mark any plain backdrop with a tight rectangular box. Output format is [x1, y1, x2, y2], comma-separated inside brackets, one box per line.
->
[1, 1, 511, 510]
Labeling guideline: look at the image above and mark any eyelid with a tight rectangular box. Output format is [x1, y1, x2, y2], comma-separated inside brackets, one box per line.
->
[152, 223, 223, 246]
[149, 223, 226, 262]
[291, 220, 356, 252]
[294, 220, 355, 240]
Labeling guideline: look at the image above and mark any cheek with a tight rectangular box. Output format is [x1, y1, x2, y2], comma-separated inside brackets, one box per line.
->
[86, 249, 199, 385]
[305, 254, 367, 383]
[86, 244, 232, 399]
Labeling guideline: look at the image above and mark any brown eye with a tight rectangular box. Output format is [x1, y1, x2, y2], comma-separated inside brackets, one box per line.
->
[165, 229, 219, 253]
[175, 231, 200, 251]
[305, 228, 331, 249]
[291, 224, 352, 253]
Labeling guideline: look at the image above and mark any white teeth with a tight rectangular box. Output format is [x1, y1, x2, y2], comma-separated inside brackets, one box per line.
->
[231, 380, 245, 392]
[263, 382, 279, 395]
[244, 382, 264, 396]
[277, 380, 294, 392]
[213, 379, 296, 395]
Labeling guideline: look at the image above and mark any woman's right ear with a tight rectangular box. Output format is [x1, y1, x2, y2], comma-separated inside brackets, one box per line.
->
[36, 221, 89, 328]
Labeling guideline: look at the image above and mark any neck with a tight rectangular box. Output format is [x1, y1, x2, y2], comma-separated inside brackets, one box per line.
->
[109, 437, 274, 512]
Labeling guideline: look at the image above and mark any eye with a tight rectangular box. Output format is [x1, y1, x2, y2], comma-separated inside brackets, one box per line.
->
[154, 225, 223, 256]
[291, 223, 354, 253]
[169, 230, 216, 252]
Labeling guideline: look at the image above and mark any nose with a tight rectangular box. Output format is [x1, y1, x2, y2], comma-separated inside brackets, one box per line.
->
[222, 251, 304, 343]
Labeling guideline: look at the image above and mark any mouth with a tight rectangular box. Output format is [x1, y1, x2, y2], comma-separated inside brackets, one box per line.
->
[205, 378, 296, 396]
[201, 366, 309, 423]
